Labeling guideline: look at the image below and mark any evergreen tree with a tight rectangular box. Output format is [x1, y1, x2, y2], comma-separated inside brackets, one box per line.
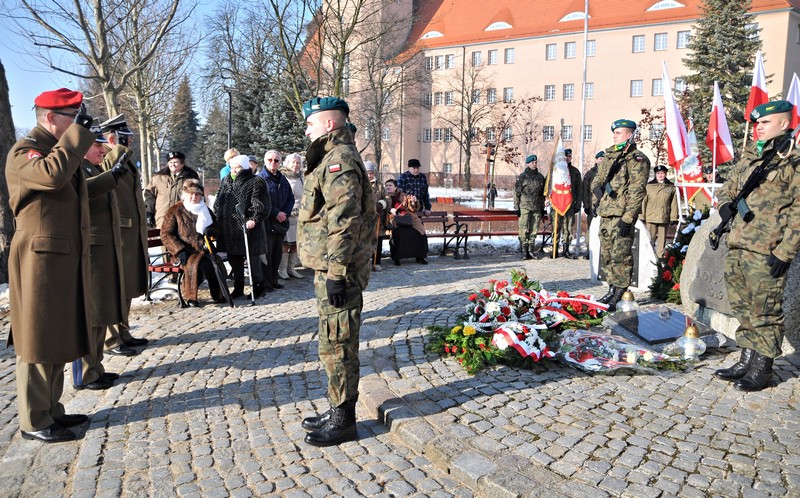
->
[251, 79, 308, 155]
[168, 76, 199, 159]
[195, 101, 229, 179]
[681, 0, 762, 173]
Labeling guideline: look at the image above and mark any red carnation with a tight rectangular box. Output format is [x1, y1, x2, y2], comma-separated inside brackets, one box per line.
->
[501, 306, 511, 315]
[497, 315, 507, 322]
[668, 256, 677, 267]
[468, 293, 478, 302]
[517, 333, 525, 340]
[662, 270, 673, 281]
[672, 283, 680, 290]
[479, 343, 486, 350]
[557, 291, 569, 298]
[481, 289, 491, 298]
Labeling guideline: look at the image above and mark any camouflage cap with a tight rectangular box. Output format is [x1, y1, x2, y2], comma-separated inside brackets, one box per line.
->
[750, 100, 794, 121]
[595, 151, 605, 158]
[525, 154, 537, 163]
[302, 96, 350, 119]
[611, 119, 637, 131]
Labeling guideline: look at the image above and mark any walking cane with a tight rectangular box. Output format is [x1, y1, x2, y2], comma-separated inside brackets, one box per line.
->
[235, 203, 256, 306]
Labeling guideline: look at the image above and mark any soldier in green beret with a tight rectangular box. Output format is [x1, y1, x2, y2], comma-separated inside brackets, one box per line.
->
[514, 154, 546, 259]
[714, 100, 800, 391]
[297, 96, 377, 445]
[590, 119, 650, 310]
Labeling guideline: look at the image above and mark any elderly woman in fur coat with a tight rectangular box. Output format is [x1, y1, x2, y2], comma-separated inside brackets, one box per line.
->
[160, 179, 223, 307]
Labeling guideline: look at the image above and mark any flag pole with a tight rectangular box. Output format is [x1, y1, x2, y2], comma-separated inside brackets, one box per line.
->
[742, 121, 750, 154]
[552, 214, 560, 259]
[575, 0, 589, 257]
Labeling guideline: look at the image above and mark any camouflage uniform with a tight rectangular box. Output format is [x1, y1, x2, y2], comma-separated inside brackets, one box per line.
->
[718, 133, 800, 358]
[590, 143, 650, 287]
[514, 166, 546, 250]
[298, 126, 377, 407]
[551, 164, 583, 251]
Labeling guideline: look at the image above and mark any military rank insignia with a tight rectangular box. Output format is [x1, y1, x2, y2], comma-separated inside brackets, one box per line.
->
[329, 164, 342, 173]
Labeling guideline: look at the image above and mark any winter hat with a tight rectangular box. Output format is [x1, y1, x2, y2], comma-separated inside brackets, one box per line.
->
[364, 161, 377, 172]
[231, 154, 251, 170]
[182, 179, 204, 195]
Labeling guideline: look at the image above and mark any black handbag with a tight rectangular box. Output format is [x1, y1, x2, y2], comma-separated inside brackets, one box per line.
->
[271, 218, 290, 235]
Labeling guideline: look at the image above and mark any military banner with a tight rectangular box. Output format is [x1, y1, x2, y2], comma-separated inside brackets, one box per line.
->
[547, 137, 572, 216]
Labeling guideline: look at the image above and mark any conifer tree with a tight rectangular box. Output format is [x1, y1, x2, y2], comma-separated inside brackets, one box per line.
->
[681, 0, 762, 171]
[168, 76, 199, 158]
[195, 102, 229, 179]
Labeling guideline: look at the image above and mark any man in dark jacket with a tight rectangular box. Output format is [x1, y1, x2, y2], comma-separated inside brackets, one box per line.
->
[259, 150, 295, 290]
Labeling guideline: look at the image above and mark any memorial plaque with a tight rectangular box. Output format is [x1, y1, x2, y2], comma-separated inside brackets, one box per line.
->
[590, 219, 657, 293]
[610, 305, 712, 345]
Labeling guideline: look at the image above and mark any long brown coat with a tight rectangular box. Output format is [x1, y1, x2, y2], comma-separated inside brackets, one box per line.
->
[101, 144, 148, 300]
[84, 162, 125, 326]
[5, 124, 94, 363]
[160, 201, 216, 301]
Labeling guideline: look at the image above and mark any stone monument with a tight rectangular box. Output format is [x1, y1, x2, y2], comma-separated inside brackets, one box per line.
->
[590, 218, 657, 294]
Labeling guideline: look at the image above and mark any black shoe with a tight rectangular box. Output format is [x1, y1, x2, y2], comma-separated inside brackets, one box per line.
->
[564, 248, 575, 259]
[106, 345, 137, 357]
[246, 284, 268, 300]
[714, 348, 754, 381]
[304, 403, 357, 447]
[74, 378, 114, 390]
[734, 351, 774, 392]
[272, 282, 284, 290]
[101, 372, 120, 381]
[125, 337, 149, 347]
[598, 286, 616, 304]
[302, 408, 333, 431]
[393, 259, 401, 266]
[187, 300, 199, 307]
[21, 423, 76, 443]
[416, 257, 428, 265]
[230, 283, 245, 299]
[53, 414, 89, 427]
[605, 287, 628, 312]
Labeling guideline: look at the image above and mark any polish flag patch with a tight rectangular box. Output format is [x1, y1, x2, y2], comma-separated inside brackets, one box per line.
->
[26, 150, 42, 160]
[328, 164, 341, 173]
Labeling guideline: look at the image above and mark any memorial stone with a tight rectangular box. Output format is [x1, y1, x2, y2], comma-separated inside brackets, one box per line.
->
[590, 218, 657, 293]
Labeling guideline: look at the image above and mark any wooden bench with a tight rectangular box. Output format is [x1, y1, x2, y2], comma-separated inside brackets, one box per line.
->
[145, 228, 186, 308]
[452, 209, 553, 259]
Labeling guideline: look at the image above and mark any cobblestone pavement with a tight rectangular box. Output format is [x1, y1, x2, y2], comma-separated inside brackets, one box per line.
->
[0, 254, 798, 497]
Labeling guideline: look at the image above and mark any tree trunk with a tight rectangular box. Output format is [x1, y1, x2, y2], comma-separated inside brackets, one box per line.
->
[463, 151, 472, 191]
[0, 62, 18, 284]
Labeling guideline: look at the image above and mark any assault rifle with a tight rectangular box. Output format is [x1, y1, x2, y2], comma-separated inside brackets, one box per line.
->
[709, 127, 800, 250]
[592, 137, 635, 216]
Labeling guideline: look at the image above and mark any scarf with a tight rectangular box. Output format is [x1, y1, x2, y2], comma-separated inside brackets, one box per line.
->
[184, 199, 214, 234]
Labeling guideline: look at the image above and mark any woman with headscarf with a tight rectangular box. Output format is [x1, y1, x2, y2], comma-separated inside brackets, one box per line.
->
[161, 179, 223, 307]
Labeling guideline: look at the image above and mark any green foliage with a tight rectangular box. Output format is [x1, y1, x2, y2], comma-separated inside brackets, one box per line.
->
[251, 78, 308, 154]
[168, 76, 199, 160]
[681, 0, 762, 176]
[194, 101, 228, 179]
[425, 324, 505, 375]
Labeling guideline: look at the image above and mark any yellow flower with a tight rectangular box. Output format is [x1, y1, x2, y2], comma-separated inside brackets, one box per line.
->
[463, 326, 477, 336]
[451, 325, 463, 334]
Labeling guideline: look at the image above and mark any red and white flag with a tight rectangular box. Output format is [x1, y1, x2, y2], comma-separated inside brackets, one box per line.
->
[706, 81, 734, 167]
[547, 137, 572, 216]
[683, 120, 709, 205]
[662, 62, 689, 167]
[745, 51, 769, 141]
[786, 73, 800, 130]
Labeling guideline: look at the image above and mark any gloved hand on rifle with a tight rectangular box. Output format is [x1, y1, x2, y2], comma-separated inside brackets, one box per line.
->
[110, 160, 129, 181]
[767, 252, 790, 278]
[326, 278, 347, 307]
[617, 219, 632, 237]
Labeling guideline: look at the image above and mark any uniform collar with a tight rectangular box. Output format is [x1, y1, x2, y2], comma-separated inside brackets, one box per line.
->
[305, 127, 354, 174]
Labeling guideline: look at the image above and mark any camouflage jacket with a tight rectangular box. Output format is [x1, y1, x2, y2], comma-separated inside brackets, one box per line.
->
[297, 127, 378, 279]
[717, 133, 800, 261]
[514, 167, 546, 212]
[590, 143, 650, 224]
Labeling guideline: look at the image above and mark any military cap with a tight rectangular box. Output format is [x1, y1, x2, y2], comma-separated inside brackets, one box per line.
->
[595, 151, 605, 158]
[302, 96, 350, 119]
[564, 148, 572, 155]
[611, 119, 637, 131]
[346, 122, 357, 134]
[654, 164, 668, 173]
[702, 165, 714, 174]
[91, 126, 109, 143]
[99, 114, 134, 135]
[408, 158, 421, 168]
[750, 100, 794, 121]
[168, 151, 186, 161]
[182, 179, 204, 195]
[34, 88, 82, 109]
[525, 154, 538, 163]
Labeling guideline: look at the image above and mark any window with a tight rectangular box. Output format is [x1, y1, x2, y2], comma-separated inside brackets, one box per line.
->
[425, 56, 434, 70]
[587, 39, 596, 57]
[435, 55, 445, 69]
[488, 49, 498, 65]
[446, 54, 455, 69]
[503, 87, 514, 103]
[423, 128, 432, 142]
[650, 123, 664, 140]
[654, 33, 668, 51]
[546, 44, 557, 60]
[382, 127, 390, 141]
[584, 82, 594, 99]
[486, 127, 496, 141]
[487, 88, 497, 104]
[434, 92, 444, 106]
[423, 93, 433, 106]
[444, 128, 453, 142]
[443, 162, 453, 174]
[470, 127, 480, 142]
[565, 41, 577, 59]
[562, 126, 573, 141]
[632, 35, 645, 53]
[675, 77, 687, 93]
[434, 128, 443, 142]
[364, 127, 373, 140]
[503, 127, 513, 141]
[677, 30, 690, 48]
[544, 85, 556, 101]
[630, 79, 644, 97]
[652, 78, 664, 96]
[471, 51, 482, 66]
[583, 125, 593, 141]
[543, 126, 555, 142]
[563, 83, 575, 100]
[445, 91, 454, 105]
[504, 48, 515, 64]
[472, 90, 481, 104]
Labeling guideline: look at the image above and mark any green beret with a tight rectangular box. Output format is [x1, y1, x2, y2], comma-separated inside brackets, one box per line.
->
[751, 100, 794, 121]
[611, 119, 637, 131]
[564, 148, 572, 155]
[525, 154, 538, 163]
[302, 96, 350, 120]
[595, 151, 605, 158]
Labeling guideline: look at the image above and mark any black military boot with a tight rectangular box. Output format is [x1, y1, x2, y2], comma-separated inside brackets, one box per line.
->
[714, 348, 754, 381]
[302, 407, 333, 431]
[564, 245, 575, 259]
[524, 243, 533, 260]
[597, 285, 616, 304]
[304, 401, 357, 447]
[734, 351, 774, 392]
[606, 287, 628, 312]
[230, 281, 245, 299]
[530, 244, 543, 260]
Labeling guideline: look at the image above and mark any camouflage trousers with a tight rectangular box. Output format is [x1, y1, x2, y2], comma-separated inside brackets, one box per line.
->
[314, 270, 366, 407]
[599, 216, 634, 288]
[518, 210, 541, 246]
[552, 210, 576, 246]
[725, 248, 785, 358]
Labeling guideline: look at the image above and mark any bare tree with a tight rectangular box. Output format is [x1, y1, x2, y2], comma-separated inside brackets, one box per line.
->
[0, 62, 16, 283]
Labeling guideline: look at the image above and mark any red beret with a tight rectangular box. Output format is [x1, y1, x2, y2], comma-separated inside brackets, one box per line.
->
[34, 88, 83, 109]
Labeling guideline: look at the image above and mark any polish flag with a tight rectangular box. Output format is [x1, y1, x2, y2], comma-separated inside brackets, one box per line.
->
[662, 62, 689, 167]
[786, 73, 800, 129]
[745, 51, 769, 141]
[547, 137, 573, 216]
[705, 81, 734, 167]
[683, 120, 709, 205]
